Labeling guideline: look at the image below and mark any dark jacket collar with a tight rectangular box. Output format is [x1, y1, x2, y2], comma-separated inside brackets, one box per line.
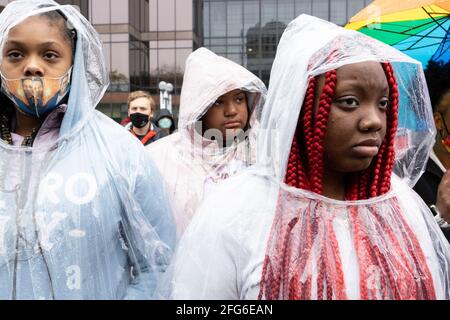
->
[427, 157, 445, 179]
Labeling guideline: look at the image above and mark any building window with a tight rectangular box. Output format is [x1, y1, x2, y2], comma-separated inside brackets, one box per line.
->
[203, 0, 373, 86]
[147, 0, 196, 97]
[130, 35, 150, 91]
[97, 103, 128, 123]
[56, 0, 89, 18]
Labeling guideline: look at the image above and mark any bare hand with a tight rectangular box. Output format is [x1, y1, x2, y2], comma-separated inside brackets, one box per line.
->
[436, 170, 450, 224]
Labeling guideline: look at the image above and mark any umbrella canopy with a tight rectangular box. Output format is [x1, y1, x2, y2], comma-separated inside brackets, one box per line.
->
[346, 0, 450, 68]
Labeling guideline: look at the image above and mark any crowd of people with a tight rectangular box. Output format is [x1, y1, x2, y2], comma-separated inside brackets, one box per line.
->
[0, 0, 448, 300]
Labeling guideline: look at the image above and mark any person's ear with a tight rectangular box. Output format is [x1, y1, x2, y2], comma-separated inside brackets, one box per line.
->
[434, 112, 444, 131]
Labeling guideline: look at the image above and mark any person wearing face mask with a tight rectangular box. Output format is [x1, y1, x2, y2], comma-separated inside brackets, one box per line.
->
[414, 60, 450, 242]
[155, 108, 176, 136]
[0, 1, 175, 300]
[124, 91, 167, 146]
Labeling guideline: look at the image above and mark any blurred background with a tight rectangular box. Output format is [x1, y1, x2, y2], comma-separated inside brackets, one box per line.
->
[0, 0, 375, 123]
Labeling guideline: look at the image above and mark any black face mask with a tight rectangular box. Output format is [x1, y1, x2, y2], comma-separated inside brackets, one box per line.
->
[130, 113, 150, 129]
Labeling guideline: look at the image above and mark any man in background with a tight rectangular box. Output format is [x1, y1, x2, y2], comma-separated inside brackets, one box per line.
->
[124, 90, 167, 146]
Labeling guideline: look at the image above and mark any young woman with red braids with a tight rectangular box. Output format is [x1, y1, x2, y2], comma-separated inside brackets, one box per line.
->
[160, 15, 450, 300]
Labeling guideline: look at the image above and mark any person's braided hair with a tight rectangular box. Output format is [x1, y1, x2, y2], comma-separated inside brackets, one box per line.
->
[259, 63, 436, 300]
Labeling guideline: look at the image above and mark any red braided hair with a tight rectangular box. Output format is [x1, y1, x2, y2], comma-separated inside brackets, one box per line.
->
[259, 63, 436, 300]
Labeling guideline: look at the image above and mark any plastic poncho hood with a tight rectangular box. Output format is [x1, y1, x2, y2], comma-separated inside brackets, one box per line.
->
[147, 48, 266, 235]
[0, 0, 175, 300]
[168, 15, 450, 300]
[178, 47, 266, 132]
[258, 15, 435, 187]
[0, 0, 109, 149]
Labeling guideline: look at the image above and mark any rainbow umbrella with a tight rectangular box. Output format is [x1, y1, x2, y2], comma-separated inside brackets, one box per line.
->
[346, 0, 450, 68]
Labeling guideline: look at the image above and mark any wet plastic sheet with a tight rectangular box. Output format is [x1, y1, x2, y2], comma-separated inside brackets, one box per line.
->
[0, 0, 175, 300]
[147, 48, 266, 236]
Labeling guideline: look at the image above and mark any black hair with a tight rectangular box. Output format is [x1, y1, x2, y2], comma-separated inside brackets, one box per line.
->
[38, 9, 77, 55]
[424, 60, 450, 112]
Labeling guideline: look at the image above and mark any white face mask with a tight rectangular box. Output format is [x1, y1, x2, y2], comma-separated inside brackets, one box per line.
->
[158, 117, 173, 129]
[0, 66, 72, 118]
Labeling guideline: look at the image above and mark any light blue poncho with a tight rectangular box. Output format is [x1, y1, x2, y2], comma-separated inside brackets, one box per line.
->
[0, 0, 176, 300]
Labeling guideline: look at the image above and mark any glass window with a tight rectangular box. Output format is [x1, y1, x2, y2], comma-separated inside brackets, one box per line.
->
[102, 42, 111, 73]
[150, 49, 158, 73]
[176, 0, 193, 30]
[195, 1, 203, 44]
[79, 0, 89, 18]
[203, 1, 210, 38]
[91, 0, 110, 24]
[227, 38, 243, 46]
[112, 103, 127, 121]
[111, 33, 129, 42]
[261, 19, 285, 57]
[261, 0, 277, 26]
[129, 0, 138, 30]
[278, 0, 295, 25]
[111, 42, 130, 91]
[244, 0, 260, 62]
[175, 48, 191, 74]
[227, 45, 243, 54]
[158, 40, 176, 49]
[158, 0, 175, 31]
[97, 103, 113, 118]
[57, 0, 89, 18]
[149, 41, 158, 49]
[210, 1, 226, 37]
[208, 46, 227, 54]
[330, 0, 347, 26]
[130, 47, 138, 80]
[295, 0, 312, 16]
[149, 49, 159, 93]
[348, 0, 367, 17]
[227, 1, 243, 37]
[175, 48, 191, 92]
[312, 0, 329, 20]
[210, 38, 227, 45]
[111, 0, 128, 24]
[261, 68, 271, 86]
[158, 48, 176, 83]
[246, 31, 259, 60]
[100, 34, 111, 43]
[243, 0, 259, 36]
[176, 40, 193, 48]
[227, 53, 243, 65]
[149, 0, 158, 31]
[140, 0, 149, 32]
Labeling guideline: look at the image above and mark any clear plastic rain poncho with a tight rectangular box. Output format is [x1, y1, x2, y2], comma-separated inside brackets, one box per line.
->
[168, 15, 450, 300]
[0, 0, 175, 300]
[147, 48, 266, 236]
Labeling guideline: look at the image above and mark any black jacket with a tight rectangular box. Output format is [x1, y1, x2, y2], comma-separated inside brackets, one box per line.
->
[414, 157, 450, 242]
[143, 124, 167, 146]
